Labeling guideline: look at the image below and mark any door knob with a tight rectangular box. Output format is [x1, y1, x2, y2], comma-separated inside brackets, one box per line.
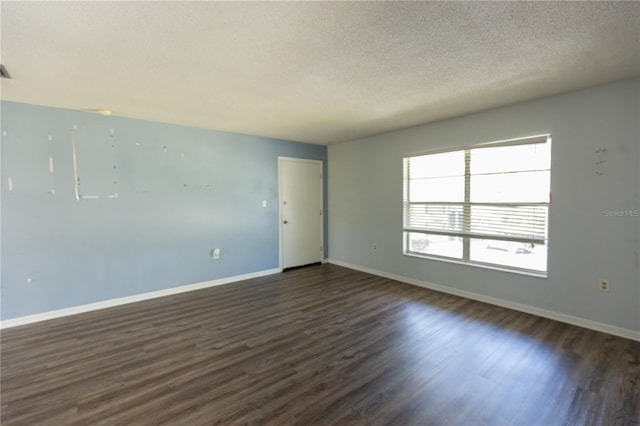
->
[283, 220, 288, 224]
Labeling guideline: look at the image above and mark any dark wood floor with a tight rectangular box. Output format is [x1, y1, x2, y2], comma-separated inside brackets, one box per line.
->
[1, 264, 639, 425]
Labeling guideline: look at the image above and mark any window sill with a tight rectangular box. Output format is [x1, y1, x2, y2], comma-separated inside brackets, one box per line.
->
[403, 251, 548, 279]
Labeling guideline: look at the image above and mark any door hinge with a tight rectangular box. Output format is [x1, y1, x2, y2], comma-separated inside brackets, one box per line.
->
[320, 245, 323, 252]
[320, 210, 323, 216]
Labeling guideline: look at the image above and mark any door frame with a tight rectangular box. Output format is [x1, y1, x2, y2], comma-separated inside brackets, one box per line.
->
[278, 156, 324, 271]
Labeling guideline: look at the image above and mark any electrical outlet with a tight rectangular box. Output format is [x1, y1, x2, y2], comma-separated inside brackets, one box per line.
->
[212, 248, 221, 259]
[599, 279, 609, 292]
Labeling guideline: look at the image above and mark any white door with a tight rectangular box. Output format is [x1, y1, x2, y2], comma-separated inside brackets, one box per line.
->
[279, 158, 323, 269]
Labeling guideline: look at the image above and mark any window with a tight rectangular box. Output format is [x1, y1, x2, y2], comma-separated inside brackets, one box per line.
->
[403, 135, 551, 275]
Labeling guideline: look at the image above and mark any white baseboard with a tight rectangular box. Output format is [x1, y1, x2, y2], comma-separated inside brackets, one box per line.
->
[327, 259, 640, 342]
[0, 268, 282, 329]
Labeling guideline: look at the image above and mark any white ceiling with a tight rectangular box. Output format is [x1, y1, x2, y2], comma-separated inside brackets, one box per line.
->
[1, 2, 639, 145]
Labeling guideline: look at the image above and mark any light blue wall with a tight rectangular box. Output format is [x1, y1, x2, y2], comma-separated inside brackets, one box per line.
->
[329, 79, 640, 333]
[0, 101, 327, 320]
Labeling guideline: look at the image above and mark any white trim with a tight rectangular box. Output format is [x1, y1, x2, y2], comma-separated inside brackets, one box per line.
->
[326, 259, 640, 342]
[402, 252, 548, 279]
[408, 133, 550, 157]
[0, 268, 281, 329]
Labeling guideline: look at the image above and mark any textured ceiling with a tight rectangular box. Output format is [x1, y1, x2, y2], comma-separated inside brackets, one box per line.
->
[1, 1, 639, 145]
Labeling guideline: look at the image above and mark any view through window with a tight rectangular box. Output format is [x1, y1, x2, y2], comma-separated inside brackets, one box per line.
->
[403, 135, 551, 275]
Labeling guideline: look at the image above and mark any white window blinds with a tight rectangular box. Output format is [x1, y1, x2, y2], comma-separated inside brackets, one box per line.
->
[403, 135, 551, 247]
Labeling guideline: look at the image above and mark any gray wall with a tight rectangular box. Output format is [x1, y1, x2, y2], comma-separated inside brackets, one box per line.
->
[329, 79, 640, 333]
[1, 101, 327, 320]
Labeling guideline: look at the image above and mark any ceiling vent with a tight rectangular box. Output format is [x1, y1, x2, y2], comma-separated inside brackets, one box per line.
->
[0, 65, 11, 79]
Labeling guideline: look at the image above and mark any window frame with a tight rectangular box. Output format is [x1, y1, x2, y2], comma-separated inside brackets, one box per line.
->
[403, 134, 551, 277]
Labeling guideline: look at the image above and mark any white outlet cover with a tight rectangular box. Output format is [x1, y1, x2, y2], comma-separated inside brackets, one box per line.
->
[599, 279, 609, 291]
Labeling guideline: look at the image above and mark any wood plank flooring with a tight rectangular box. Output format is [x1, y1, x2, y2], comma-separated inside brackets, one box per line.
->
[1, 264, 639, 425]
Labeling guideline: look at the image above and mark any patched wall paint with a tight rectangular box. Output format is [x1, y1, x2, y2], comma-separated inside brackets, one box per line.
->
[329, 79, 640, 333]
[0, 101, 327, 320]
